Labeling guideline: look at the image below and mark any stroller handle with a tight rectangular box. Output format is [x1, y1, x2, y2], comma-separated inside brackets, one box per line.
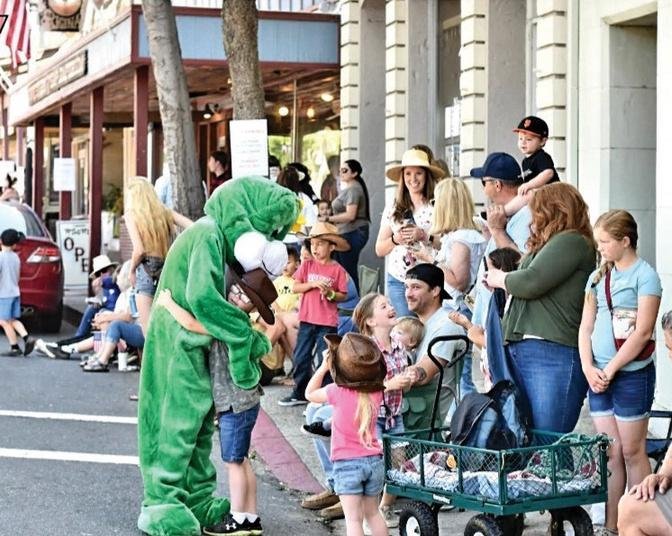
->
[426, 334, 470, 435]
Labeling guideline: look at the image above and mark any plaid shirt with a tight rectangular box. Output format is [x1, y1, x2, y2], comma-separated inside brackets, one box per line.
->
[374, 337, 409, 428]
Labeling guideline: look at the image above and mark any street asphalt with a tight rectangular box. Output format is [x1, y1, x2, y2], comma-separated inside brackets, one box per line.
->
[0, 315, 603, 536]
[0, 321, 332, 536]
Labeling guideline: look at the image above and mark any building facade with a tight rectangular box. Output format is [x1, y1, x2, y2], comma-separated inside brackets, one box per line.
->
[341, 0, 671, 411]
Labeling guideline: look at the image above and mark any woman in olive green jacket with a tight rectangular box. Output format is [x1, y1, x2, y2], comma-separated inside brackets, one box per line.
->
[485, 183, 596, 433]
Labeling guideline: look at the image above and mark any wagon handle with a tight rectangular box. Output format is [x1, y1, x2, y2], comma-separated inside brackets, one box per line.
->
[426, 334, 470, 435]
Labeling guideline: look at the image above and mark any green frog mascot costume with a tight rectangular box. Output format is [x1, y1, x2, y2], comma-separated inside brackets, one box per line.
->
[137, 177, 299, 536]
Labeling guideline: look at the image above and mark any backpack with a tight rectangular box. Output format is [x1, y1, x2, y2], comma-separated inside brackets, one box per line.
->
[450, 380, 532, 451]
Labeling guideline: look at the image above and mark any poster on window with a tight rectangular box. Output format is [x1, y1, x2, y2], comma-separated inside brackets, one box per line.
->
[229, 119, 269, 179]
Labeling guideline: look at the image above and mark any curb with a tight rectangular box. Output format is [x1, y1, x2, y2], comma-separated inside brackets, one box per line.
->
[251, 408, 323, 495]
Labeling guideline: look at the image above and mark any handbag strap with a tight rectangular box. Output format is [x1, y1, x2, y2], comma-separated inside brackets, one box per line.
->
[604, 269, 613, 313]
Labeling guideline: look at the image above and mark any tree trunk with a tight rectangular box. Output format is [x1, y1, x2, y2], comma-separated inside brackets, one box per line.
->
[141, 0, 204, 219]
[221, 0, 266, 120]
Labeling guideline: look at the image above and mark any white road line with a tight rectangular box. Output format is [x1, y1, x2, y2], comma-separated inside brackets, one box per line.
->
[0, 410, 137, 424]
[0, 448, 138, 465]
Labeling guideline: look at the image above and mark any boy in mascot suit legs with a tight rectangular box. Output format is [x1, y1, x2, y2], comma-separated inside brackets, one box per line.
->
[136, 177, 299, 536]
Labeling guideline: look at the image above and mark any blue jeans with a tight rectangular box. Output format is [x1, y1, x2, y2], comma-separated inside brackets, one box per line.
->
[218, 403, 260, 462]
[291, 322, 336, 401]
[507, 339, 588, 433]
[306, 403, 334, 490]
[105, 320, 145, 348]
[75, 304, 100, 338]
[386, 274, 412, 318]
[335, 225, 369, 293]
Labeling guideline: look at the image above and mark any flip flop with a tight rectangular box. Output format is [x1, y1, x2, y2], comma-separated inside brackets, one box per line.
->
[82, 358, 109, 372]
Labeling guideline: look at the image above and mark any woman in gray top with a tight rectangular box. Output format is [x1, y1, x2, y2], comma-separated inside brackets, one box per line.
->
[323, 159, 370, 292]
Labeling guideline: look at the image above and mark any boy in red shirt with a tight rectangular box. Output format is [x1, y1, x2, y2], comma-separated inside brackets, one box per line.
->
[279, 223, 349, 406]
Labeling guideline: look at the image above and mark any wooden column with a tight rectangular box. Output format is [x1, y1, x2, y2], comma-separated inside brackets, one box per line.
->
[33, 118, 44, 217]
[134, 65, 149, 177]
[59, 103, 72, 220]
[1, 94, 8, 160]
[89, 87, 104, 262]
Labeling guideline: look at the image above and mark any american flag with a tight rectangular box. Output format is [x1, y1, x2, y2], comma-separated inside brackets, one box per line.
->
[0, 0, 30, 68]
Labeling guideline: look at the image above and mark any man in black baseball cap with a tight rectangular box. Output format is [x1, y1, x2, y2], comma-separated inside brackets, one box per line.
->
[403, 263, 466, 430]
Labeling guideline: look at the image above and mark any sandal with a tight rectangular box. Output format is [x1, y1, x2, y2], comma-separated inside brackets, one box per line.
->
[83, 358, 109, 372]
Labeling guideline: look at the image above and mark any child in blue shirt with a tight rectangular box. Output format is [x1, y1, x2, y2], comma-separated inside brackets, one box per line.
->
[579, 209, 662, 534]
[0, 229, 35, 356]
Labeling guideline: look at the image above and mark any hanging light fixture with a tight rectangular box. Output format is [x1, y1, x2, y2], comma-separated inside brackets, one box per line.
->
[278, 105, 290, 117]
[203, 104, 214, 120]
[306, 106, 316, 119]
[320, 92, 334, 103]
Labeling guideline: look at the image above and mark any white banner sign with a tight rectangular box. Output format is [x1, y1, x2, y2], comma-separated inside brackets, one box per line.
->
[229, 119, 269, 179]
[56, 220, 90, 290]
[53, 157, 77, 191]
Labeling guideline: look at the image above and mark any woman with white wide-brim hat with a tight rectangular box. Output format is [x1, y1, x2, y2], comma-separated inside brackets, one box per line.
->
[375, 148, 445, 317]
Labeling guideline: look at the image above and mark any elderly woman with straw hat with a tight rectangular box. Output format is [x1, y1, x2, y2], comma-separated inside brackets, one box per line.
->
[375, 148, 445, 316]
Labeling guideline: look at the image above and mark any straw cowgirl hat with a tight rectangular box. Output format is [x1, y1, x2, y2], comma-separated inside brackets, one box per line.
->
[302, 221, 351, 252]
[324, 333, 386, 393]
[385, 149, 445, 182]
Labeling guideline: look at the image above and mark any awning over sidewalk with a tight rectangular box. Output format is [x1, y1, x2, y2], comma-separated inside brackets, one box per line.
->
[8, 7, 340, 126]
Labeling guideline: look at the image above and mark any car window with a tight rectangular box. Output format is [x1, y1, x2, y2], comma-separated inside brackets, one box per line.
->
[0, 203, 46, 238]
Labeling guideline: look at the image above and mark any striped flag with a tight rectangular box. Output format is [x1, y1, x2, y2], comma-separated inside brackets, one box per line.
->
[0, 0, 30, 68]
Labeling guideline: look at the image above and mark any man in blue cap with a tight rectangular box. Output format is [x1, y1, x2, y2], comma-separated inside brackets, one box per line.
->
[468, 152, 532, 346]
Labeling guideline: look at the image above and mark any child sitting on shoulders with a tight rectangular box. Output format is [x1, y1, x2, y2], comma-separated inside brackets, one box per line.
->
[504, 115, 560, 216]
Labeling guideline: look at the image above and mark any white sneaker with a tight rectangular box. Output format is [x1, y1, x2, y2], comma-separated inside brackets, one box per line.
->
[35, 339, 55, 358]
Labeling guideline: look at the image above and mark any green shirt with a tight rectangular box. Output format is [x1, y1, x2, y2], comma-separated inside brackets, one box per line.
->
[503, 231, 595, 348]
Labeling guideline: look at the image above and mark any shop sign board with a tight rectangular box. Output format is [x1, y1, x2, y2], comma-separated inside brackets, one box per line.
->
[56, 219, 90, 290]
[28, 51, 87, 105]
[53, 157, 77, 191]
[229, 119, 269, 179]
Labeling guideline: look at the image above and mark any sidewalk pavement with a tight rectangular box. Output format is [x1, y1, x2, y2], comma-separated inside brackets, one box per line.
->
[253, 358, 600, 536]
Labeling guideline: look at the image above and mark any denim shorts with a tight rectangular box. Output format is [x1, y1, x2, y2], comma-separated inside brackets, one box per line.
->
[589, 362, 656, 421]
[134, 264, 160, 297]
[333, 455, 384, 496]
[218, 403, 260, 463]
[0, 296, 20, 320]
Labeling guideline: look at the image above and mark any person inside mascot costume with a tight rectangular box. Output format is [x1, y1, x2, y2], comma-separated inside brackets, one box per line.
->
[137, 176, 300, 536]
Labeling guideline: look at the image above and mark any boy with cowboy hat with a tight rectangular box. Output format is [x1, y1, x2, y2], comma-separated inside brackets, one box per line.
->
[279, 222, 350, 407]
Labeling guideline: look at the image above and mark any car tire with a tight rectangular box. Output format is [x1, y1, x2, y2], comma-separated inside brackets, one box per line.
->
[41, 302, 63, 333]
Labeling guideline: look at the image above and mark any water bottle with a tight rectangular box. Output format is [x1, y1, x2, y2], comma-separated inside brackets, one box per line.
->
[129, 289, 139, 319]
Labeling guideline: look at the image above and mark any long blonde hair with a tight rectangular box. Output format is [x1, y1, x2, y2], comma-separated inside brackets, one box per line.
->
[125, 177, 174, 258]
[591, 209, 638, 286]
[355, 392, 378, 448]
[430, 178, 479, 236]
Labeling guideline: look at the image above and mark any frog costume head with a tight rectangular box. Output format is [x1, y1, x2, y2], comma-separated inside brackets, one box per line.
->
[204, 176, 299, 263]
[137, 177, 299, 536]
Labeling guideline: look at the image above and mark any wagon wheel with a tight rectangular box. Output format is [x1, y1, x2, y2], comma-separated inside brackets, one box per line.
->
[464, 514, 504, 536]
[398, 501, 439, 536]
[548, 507, 593, 536]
